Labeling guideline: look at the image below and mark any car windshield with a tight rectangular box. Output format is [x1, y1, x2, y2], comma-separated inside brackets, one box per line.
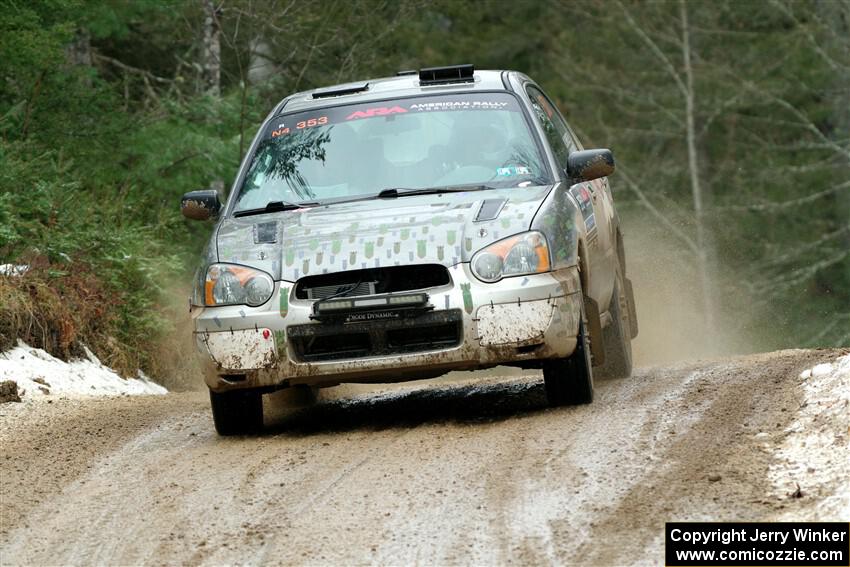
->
[232, 92, 549, 213]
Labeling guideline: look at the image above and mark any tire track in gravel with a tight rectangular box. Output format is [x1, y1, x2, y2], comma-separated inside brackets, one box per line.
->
[1, 348, 845, 566]
[574, 350, 841, 566]
[0, 394, 209, 541]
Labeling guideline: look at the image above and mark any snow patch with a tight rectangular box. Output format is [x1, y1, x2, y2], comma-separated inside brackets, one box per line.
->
[799, 362, 835, 379]
[770, 354, 849, 518]
[0, 263, 29, 277]
[0, 341, 167, 400]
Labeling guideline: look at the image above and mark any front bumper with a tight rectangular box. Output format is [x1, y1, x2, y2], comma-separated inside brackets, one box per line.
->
[193, 264, 582, 391]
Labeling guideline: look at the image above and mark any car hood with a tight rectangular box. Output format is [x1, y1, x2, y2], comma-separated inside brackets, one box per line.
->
[215, 185, 553, 282]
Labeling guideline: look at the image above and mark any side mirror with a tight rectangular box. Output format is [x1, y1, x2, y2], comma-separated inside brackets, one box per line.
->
[181, 190, 222, 221]
[566, 149, 615, 182]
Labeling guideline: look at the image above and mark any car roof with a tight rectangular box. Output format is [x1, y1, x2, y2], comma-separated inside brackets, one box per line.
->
[275, 69, 516, 115]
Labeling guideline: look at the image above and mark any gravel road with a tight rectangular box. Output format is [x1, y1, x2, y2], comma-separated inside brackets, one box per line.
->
[1, 348, 847, 565]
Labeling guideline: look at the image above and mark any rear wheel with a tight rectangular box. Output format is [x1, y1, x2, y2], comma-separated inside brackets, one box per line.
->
[600, 269, 633, 379]
[209, 388, 263, 436]
[544, 298, 594, 406]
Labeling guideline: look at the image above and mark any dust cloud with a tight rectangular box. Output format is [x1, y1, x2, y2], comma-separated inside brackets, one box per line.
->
[152, 284, 206, 392]
[623, 211, 759, 367]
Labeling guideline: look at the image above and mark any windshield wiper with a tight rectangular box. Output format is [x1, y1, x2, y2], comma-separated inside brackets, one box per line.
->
[233, 186, 495, 214]
[376, 185, 493, 199]
[233, 200, 319, 217]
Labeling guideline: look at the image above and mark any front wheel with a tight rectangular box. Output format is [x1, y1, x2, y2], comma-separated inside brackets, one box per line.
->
[209, 388, 264, 436]
[543, 300, 594, 406]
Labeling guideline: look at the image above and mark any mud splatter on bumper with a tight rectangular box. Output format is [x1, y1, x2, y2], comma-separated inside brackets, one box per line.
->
[194, 264, 582, 391]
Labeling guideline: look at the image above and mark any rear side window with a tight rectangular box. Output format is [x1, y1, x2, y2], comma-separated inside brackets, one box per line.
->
[526, 85, 579, 170]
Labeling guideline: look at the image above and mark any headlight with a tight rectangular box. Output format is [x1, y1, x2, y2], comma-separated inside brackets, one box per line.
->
[204, 264, 274, 307]
[471, 231, 551, 283]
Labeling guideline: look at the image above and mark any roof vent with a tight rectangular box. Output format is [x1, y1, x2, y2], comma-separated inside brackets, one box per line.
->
[396, 70, 417, 76]
[418, 64, 474, 86]
[312, 81, 369, 99]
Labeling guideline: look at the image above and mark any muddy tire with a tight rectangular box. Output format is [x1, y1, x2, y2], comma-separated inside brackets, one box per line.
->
[600, 271, 633, 379]
[209, 389, 263, 436]
[544, 300, 594, 406]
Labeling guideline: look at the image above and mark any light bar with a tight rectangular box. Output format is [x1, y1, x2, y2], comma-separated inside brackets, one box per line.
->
[314, 293, 428, 315]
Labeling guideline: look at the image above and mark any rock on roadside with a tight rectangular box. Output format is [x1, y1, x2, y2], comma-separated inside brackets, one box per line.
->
[0, 380, 21, 403]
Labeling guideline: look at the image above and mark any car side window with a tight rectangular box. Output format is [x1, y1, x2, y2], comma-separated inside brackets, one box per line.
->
[526, 86, 580, 170]
[562, 121, 584, 152]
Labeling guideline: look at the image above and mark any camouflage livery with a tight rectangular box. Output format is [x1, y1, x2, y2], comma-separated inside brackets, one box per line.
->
[185, 69, 635, 420]
[214, 185, 552, 282]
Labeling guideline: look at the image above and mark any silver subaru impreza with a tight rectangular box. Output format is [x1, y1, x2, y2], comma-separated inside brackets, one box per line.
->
[181, 65, 638, 435]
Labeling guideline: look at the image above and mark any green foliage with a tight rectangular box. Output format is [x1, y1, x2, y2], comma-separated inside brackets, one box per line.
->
[0, 0, 241, 372]
[0, 1, 75, 80]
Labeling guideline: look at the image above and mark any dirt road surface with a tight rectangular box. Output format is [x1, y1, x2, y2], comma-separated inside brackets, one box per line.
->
[1, 349, 847, 565]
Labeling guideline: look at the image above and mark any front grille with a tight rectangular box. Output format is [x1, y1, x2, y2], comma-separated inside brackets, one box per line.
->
[288, 309, 463, 362]
[295, 264, 450, 300]
[293, 332, 372, 360]
[306, 281, 376, 300]
[386, 324, 460, 353]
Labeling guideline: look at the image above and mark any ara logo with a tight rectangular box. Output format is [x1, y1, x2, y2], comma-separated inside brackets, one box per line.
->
[346, 106, 407, 120]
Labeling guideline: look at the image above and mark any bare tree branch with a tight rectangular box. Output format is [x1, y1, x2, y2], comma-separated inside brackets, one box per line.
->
[91, 53, 173, 84]
[615, 0, 688, 98]
[754, 225, 850, 270]
[738, 80, 850, 162]
[769, 0, 850, 73]
[753, 249, 850, 293]
[616, 166, 700, 255]
[716, 180, 850, 212]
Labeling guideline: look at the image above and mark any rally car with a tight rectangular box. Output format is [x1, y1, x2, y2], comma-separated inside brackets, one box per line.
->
[181, 65, 638, 435]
